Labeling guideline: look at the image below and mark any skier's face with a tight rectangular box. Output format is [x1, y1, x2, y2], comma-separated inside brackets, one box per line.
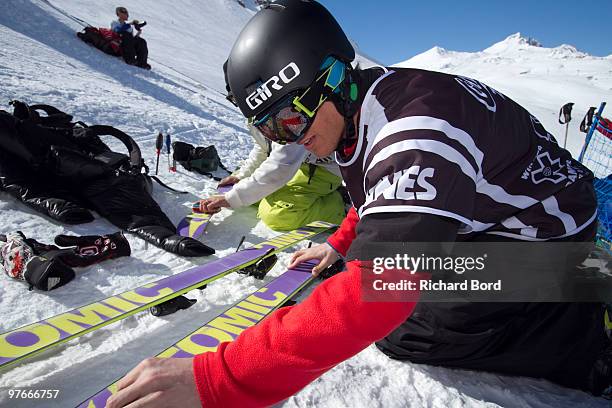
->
[297, 101, 345, 157]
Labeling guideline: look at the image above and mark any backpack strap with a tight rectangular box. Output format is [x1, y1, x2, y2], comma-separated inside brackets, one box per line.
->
[150, 176, 188, 194]
[9, 100, 74, 126]
[87, 125, 143, 170]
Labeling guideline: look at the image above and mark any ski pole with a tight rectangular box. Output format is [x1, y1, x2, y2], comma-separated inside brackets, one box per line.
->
[559, 102, 574, 148]
[166, 133, 174, 172]
[155, 131, 163, 175]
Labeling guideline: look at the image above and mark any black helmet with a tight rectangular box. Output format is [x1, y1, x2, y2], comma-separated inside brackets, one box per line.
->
[226, 0, 355, 119]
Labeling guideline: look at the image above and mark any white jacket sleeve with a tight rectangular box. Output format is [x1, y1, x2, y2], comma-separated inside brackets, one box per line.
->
[225, 129, 308, 208]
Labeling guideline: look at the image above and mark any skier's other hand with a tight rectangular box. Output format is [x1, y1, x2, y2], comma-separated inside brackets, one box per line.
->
[218, 175, 240, 187]
[106, 357, 200, 408]
[289, 242, 339, 277]
[196, 196, 228, 213]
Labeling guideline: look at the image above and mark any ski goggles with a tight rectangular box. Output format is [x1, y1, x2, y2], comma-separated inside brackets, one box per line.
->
[249, 58, 346, 144]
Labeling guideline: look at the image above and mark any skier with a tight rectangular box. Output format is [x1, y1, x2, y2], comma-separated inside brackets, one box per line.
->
[111, 6, 150, 69]
[196, 123, 345, 231]
[106, 1, 611, 407]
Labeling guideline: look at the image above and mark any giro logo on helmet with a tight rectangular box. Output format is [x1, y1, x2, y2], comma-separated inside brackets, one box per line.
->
[246, 62, 301, 110]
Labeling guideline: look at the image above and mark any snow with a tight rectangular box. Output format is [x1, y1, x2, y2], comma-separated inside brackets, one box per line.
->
[0, 1, 609, 407]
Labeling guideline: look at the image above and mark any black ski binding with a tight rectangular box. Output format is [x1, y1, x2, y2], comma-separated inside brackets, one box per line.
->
[149, 295, 196, 317]
[318, 259, 345, 280]
[238, 253, 278, 280]
[234, 236, 278, 280]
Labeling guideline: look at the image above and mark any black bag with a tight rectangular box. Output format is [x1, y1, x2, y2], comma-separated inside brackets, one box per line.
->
[172, 141, 230, 180]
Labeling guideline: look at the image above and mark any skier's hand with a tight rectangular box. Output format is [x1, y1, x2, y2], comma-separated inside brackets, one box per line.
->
[289, 243, 339, 277]
[196, 195, 229, 213]
[106, 357, 200, 408]
[218, 175, 240, 187]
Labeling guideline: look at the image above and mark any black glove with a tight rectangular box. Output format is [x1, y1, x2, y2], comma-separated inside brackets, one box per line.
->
[162, 234, 215, 257]
[131, 225, 215, 257]
[53, 231, 131, 267]
[131, 20, 147, 30]
[1, 232, 74, 291]
[23, 256, 75, 291]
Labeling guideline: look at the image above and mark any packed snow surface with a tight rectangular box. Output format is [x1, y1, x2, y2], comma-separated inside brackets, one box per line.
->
[0, 1, 610, 407]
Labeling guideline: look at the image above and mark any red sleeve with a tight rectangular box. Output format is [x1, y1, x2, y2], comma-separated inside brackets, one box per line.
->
[193, 261, 415, 408]
[326, 206, 359, 256]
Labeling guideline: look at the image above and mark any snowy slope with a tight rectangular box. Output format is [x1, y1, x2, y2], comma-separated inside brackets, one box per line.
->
[0, 2, 609, 407]
[395, 33, 612, 157]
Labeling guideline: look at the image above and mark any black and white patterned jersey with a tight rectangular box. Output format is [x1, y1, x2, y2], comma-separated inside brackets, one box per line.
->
[336, 68, 596, 241]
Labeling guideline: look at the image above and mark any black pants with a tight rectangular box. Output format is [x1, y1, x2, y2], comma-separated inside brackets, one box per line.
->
[120, 33, 148, 67]
[376, 223, 607, 391]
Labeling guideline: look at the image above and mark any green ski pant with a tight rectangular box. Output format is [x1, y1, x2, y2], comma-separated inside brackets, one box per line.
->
[257, 164, 345, 231]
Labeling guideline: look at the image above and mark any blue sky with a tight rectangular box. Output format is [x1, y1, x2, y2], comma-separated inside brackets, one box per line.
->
[319, 0, 612, 65]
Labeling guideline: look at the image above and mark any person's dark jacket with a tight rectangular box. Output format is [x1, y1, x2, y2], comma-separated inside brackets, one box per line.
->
[0, 101, 213, 257]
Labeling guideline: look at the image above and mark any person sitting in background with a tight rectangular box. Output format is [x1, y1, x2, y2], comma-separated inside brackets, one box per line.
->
[111, 6, 150, 70]
[197, 123, 346, 231]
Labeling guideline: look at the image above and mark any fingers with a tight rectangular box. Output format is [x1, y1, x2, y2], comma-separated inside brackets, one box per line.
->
[312, 246, 339, 276]
[107, 383, 142, 408]
[218, 178, 232, 187]
[121, 391, 163, 408]
[288, 250, 307, 269]
[218, 176, 239, 187]
[108, 359, 158, 408]
[195, 200, 207, 213]
[197, 199, 222, 214]
[312, 254, 332, 276]
[115, 362, 140, 392]
[289, 244, 335, 273]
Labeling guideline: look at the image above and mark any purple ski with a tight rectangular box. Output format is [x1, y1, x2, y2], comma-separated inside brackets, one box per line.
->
[77, 260, 319, 407]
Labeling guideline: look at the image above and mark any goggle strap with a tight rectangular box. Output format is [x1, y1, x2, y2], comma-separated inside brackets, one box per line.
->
[293, 60, 345, 114]
[293, 97, 316, 118]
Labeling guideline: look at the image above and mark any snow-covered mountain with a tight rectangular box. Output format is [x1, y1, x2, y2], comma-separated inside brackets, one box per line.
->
[396, 32, 612, 156]
[0, 2, 609, 407]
